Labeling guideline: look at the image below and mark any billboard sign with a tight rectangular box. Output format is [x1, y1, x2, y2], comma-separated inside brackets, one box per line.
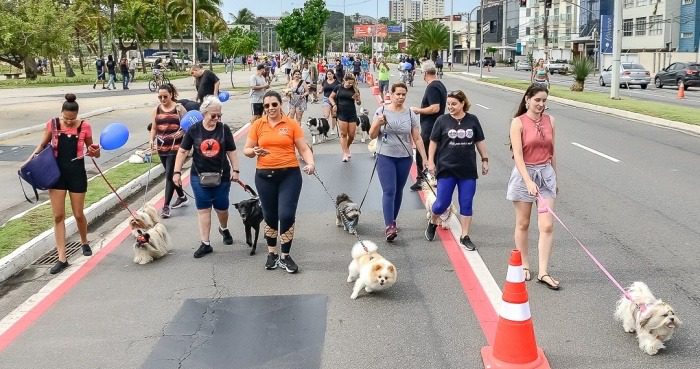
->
[600, 15, 613, 54]
[353, 24, 388, 38]
[387, 25, 403, 33]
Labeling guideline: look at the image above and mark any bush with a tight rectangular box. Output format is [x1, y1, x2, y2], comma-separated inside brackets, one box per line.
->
[570, 57, 594, 91]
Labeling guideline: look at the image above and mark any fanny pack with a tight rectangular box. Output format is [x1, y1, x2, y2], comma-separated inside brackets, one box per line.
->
[194, 123, 226, 188]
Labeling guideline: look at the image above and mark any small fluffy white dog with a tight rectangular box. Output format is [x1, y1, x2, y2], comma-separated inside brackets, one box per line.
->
[614, 282, 681, 355]
[347, 240, 397, 300]
[129, 204, 170, 264]
[422, 177, 454, 229]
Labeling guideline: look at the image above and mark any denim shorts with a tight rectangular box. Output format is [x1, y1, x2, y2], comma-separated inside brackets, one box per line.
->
[190, 175, 231, 210]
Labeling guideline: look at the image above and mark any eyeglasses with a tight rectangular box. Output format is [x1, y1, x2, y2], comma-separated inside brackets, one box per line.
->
[209, 113, 223, 119]
[263, 102, 279, 108]
[157, 95, 170, 100]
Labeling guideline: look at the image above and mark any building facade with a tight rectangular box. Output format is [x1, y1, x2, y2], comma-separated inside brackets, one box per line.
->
[678, 0, 699, 52]
[389, 0, 421, 22]
[423, 0, 445, 20]
[517, 0, 580, 61]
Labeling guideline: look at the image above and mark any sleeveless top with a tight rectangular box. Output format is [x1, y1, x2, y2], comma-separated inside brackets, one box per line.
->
[534, 68, 547, 81]
[154, 105, 182, 154]
[519, 113, 553, 165]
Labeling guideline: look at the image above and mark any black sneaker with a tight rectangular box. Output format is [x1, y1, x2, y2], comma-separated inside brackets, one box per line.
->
[171, 196, 189, 209]
[50, 260, 69, 274]
[410, 180, 423, 191]
[265, 253, 279, 270]
[82, 244, 92, 256]
[460, 235, 477, 251]
[385, 225, 398, 242]
[219, 227, 233, 245]
[425, 222, 438, 241]
[277, 255, 299, 273]
[160, 206, 171, 219]
[193, 243, 213, 258]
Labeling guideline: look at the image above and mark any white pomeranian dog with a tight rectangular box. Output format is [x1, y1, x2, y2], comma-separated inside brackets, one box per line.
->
[347, 240, 397, 300]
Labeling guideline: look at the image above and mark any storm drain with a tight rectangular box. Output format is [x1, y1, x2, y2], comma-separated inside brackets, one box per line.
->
[32, 241, 83, 266]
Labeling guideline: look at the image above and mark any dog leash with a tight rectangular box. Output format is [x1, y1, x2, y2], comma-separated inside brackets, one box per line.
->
[312, 171, 370, 252]
[535, 194, 642, 310]
[91, 157, 137, 219]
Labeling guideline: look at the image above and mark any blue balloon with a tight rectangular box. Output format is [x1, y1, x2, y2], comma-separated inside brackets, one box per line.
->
[181, 110, 203, 131]
[99, 123, 130, 150]
[218, 91, 230, 102]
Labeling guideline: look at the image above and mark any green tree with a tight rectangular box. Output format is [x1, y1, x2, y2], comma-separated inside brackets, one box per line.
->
[408, 20, 449, 60]
[230, 8, 256, 25]
[486, 46, 497, 57]
[116, 0, 165, 71]
[219, 27, 257, 87]
[167, 0, 223, 63]
[200, 12, 228, 69]
[276, 0, 330, 59]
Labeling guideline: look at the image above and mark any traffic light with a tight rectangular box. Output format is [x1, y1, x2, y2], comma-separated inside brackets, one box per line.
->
[545, 0, 552, 8]
[520, 0, 527, 7]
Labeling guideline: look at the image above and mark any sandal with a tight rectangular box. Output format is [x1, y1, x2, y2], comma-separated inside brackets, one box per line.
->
[523, 268, 532, 282]
[537, 274, 560, 290]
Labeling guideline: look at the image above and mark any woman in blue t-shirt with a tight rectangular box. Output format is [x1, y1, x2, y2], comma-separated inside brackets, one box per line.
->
[424, 90, 489, 251]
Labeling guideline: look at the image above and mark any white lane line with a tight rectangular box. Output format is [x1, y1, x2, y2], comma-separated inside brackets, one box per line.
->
[475, 103, 491, 110]
[571, 142, 621, 163]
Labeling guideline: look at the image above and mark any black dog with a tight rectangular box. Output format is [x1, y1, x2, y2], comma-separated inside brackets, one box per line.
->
[306, 117, 330, 145]
[358, 108, 370, 143]
[233, 197, 263, 255]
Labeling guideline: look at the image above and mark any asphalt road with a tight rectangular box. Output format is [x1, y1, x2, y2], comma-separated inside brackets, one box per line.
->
[0, 74, 698, 368]
[460, 64, 700, 108]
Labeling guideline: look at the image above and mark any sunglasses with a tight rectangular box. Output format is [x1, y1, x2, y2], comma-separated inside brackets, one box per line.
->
[209, 113, 223, 119]
[263, 102, 279, 108]
[157, 95, 170, 100]
[447, 90, 464, 97]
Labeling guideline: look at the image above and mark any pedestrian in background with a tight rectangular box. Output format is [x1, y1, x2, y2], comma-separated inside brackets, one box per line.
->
[93, 56, 106, 89]
[531, 59, 550, 88]
[120, 57, 130, 90]
[25, 94, 100, 274]
[106, 55, 117, 90]
[190, 64, 220, 103]
[369, 83, 428, 242]
[242, 91, 315, 273]
[377, 58, 391, 96]
[129, 56, 137, 82]
[150, 83, 188, 218]
[319, 70, 339, 133]
[173, 95, 239, 259]
[424, 90, 489, 250]
[410, 60, 447, 191]
[287, 69, 309, 123]
[507, 84, 559, 290]
[249, 64, 270, 123]
[329, 72, 361, 162]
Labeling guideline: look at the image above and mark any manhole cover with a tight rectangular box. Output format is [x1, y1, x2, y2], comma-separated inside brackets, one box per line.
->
[0, 145, 36, 162]
[32, 241, 83, 266]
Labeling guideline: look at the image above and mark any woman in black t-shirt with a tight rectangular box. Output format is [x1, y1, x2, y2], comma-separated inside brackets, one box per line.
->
[329, 72, 361, 162]
[173, 95, 240, 259]
[319, 70, 340, 132]
[425, 90, 489, 251]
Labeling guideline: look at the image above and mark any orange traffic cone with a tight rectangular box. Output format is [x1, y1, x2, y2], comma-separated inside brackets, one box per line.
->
[481, 250, 551, 369]
[678, 81, 686, 99]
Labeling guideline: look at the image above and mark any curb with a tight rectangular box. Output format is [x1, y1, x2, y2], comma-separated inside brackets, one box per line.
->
[0, 162, 165, 283]
[452, 73, 700, 136]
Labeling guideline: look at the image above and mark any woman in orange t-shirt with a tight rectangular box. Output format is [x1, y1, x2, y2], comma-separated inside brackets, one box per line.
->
[243, 90, 315, 274]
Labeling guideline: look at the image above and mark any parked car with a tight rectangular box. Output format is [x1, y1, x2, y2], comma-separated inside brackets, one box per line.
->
[545, 59, 569, 74]
[599, 63, 651, 89]
[514, 60, 531, 71]
[654, 62, 700, 90]
[143, 51, 192, 68]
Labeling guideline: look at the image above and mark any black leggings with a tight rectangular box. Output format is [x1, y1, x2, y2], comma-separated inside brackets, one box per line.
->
[255, 168, 302, 254]
[160, 154, 184, 207]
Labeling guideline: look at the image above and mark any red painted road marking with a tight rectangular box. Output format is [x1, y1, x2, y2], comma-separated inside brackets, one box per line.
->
[0, 125, 250, 352]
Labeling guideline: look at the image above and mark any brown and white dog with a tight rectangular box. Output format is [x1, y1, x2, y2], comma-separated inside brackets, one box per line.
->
[130, 204, 170, 264]
[347, 240, 397, 299]
[422, 176, 454, 229]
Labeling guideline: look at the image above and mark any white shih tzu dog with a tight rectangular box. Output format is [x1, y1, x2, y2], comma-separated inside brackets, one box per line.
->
[614, 282, 681, 355]
[129, 204, 170, 264]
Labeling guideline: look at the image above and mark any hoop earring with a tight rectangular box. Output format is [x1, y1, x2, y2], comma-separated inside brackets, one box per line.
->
[525, 102, 530, 110]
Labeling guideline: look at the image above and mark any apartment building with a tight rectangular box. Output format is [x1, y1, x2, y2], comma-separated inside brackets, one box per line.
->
[518, 0, 580, 61]
[389, 0, 422, 22]
[619, 0, 681, 51]
[423, 0, 445, 20]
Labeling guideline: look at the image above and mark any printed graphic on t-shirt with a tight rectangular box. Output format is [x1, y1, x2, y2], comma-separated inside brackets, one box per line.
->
[200, 139, 221, 157]
[278, 127, 289, 136]
[447, 129, 474, 145]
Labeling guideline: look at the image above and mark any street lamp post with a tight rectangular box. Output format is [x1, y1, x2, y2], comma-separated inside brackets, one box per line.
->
[192, 0, 196, 63]
[466, 5, 481, 73]
[449, 0, 454, 62]
[343, 0, 346, 54]
[479, 0, 485, 79]
[610, 0, 622, 99]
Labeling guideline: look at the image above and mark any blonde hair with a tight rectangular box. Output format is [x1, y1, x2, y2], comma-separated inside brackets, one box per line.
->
[199, 95, 223, 114]
[344, 72, 359, 96]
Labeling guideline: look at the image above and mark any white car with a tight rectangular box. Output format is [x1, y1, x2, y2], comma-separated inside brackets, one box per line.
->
[143, 52, 191, 67]
[514, 60, 531, 71]
[599, 63, 651, 89]
[544, 59, 569, 74]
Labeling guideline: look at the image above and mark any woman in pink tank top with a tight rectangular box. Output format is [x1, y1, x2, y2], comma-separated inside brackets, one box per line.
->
[506, 84, 560, 290]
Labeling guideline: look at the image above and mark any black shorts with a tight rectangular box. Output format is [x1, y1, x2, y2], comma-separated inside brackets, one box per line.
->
[52, 161, 88, 193]
[337, 112, 358, 123]
[252, 103, 264, 116]
[285, 68, 291, 75]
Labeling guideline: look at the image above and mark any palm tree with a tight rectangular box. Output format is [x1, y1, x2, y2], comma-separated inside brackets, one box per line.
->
[167, 0, 222, 63]
[229, 8, 255, 25]
[120, 0, 150, 72]
[408, 20, 449, 60]
[202, 12, 228, 70]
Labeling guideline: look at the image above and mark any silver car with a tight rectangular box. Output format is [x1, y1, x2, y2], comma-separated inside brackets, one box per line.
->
[599, 63, 651, 89]
[514, 60, 531, 71]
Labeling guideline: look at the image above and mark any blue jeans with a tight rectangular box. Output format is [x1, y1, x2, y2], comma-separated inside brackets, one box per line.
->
[122, 73, 130, 89]
[255, 168, 302, 254]
[376, 154, 413, 226]
[432, 177, 477, 216]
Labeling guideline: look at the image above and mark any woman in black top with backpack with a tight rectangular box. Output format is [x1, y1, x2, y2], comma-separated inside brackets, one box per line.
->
[26, 94, 101, 274]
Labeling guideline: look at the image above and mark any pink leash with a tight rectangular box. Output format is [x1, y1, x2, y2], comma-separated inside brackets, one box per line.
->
[536, 194, 640, 309]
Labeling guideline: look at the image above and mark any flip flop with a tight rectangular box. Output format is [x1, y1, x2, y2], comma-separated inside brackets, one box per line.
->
[523, 268, 532, 282]
[537, 274, 560, 290]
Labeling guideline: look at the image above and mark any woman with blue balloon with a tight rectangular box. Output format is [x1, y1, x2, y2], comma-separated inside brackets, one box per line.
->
[149, 83, 188, 218]
[25, 94, 101, 274]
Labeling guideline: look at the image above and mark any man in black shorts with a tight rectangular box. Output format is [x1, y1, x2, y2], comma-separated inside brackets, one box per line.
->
[190, 64, 220, 102]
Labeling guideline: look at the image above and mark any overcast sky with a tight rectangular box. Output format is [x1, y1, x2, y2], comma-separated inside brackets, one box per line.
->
[223, 0, 481, 19]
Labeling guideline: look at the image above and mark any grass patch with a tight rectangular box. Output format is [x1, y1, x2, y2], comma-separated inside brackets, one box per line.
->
[0, 71, 191, 89]
[480, 78, 700, 126]
[0, 156, 161, 258]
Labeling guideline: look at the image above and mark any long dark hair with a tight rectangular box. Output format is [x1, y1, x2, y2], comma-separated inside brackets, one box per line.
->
[514, 84, 549, 118]
[158, 83, 178, 99]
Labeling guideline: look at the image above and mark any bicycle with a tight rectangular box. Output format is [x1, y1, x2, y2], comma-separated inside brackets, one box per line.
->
[148, 69, 170, 92]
